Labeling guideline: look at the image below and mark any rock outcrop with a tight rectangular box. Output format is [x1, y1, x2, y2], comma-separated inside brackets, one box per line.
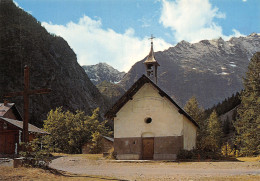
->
[83, 63, 125, 85]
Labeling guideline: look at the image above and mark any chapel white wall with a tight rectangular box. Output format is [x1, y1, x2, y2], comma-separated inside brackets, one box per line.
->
[114, 83, 184, 138]
[183, 116, 197, 150]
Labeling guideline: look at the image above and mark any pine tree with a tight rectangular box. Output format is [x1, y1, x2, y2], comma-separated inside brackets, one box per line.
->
[223, 116, 230, 135]
[235, 52, 260, 156]
[205, 110, 222, 152]
[184, 96, 205, 125]
[184, 96, 205, 149]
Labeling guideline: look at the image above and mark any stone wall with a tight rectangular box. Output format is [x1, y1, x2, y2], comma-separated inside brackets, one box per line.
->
[114, 136, 183, 160]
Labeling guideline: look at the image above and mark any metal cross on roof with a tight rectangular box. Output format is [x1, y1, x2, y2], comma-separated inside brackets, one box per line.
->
[149, 34, 155, 44]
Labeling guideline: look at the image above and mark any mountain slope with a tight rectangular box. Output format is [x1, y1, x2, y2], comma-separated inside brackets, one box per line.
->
[119, 34, 260, 108]
[82, 63, 125, 85]
[96, 80, 125, 105]
[0, 1, 107, 126]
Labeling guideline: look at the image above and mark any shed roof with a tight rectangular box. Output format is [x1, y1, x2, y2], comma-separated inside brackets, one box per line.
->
[102, 136, 114, 142]
[0, 103, 23, 120]
[0, 117, 49, 134]
[105, 75, 199, 128]
[0, 103, 13, 117]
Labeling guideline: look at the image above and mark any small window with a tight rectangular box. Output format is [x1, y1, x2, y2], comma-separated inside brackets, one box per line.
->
[145, 117, 152, 124]
[3, 122, 7, 130]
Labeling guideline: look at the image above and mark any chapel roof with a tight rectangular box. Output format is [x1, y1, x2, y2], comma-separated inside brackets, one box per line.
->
[105, 75, 199, 128]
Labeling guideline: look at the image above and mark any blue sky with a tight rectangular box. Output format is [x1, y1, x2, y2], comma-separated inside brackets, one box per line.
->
[15, 0, 260, 71]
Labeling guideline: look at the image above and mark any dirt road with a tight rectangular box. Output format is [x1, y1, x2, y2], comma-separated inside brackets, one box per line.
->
[49, 155, 260, 180]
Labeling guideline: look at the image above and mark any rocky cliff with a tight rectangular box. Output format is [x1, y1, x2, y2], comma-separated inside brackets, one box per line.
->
[119, 34, 260, 108]
[0, 1, 107, 126]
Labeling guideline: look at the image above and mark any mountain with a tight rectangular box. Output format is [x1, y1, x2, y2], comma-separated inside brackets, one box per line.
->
[119, 34, 260, 108]
[82, 63, 125, 85]
[96, 80, 125, 106]
[0, 1, 107, 126]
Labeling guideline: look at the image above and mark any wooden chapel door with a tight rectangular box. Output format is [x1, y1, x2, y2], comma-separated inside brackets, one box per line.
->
[142, 137, 154, 160]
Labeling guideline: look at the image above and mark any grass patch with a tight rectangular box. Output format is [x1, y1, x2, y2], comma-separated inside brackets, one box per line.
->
[0, 166, 122, 181]
[197, 175, 260, 181]
[237, 155, 260, 162]
[51, 153, 103, 160]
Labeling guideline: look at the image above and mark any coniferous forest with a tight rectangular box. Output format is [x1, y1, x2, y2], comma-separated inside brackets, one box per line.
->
[184, 52, 260, 157]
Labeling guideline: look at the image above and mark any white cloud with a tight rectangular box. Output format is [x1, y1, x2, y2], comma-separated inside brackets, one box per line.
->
[138, 17, 151, 28]
[42, 16, 171, 72]
[242, 0, 247, 2]
[160, 0, 244, 43]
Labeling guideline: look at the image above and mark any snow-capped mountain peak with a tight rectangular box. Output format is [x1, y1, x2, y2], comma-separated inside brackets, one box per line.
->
[82, 63, 125, 85]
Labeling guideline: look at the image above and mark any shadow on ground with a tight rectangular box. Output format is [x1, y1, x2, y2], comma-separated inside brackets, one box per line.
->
[46, 166, 129, 181]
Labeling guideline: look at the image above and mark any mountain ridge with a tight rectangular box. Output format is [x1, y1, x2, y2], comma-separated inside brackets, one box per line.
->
[83, 63, 125, 85]
[119, 33, 260, 108]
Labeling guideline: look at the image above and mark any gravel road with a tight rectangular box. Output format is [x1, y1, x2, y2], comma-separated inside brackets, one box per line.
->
[49, 155, 260, 180]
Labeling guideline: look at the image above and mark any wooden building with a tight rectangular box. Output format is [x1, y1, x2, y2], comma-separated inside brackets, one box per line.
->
[0, 101, 23, 120]
[105, 39, 199, 160]
[82, 136, 114, 154]
[0, 102, 47, 156]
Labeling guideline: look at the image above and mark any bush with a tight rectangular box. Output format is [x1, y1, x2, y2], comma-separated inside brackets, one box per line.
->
[221, 142, 235, 157]
[106, 147, 116, 160]
[19, 135, 54, 168]
[44, 107, 113, 154]
[88, 131, 102, 154]
[177, 149, 224, 161]
[177, 149, 198, 160]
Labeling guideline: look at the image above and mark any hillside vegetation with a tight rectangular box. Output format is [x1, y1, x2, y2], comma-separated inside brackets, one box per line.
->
[0, 1, 107, 126]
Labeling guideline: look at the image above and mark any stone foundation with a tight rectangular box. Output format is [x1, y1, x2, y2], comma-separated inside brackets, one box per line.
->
[153, 154, 177, 160]
[114, 136, 183, 160]
[117, 154, 141, 160]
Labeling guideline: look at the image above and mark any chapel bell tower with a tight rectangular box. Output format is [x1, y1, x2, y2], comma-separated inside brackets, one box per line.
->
[143, 35, 160, 84]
